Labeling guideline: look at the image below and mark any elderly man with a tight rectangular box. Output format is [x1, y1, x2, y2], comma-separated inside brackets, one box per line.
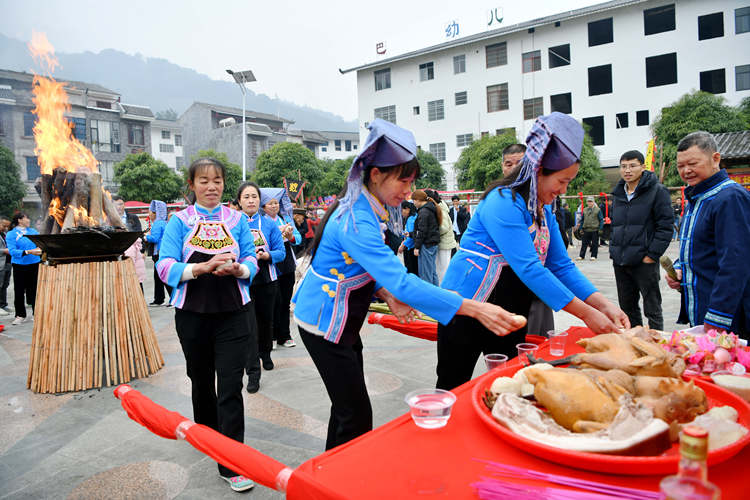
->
[576, 196, 603, 260]
[666, 131, 750, 338]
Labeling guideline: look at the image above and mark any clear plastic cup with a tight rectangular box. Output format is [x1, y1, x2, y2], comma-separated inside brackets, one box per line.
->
[516, 343, 539, 367]
[484, 353, 508, 371]
[546, 330, 569, 356]
[404, 389, 457, 429]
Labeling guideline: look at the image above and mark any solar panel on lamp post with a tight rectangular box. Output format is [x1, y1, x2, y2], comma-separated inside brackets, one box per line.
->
[226, 69, 257, 182]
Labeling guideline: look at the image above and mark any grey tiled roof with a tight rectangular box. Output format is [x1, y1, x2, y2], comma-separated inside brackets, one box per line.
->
[0, 69, 118, 95]
[194, 101, 294, 124]
[714, 131, 750, 160]
[0, 86, 14, 101]
[246, 122, 273, 136]
[121, 103, 154, 118]
[300, 130, 328, 144]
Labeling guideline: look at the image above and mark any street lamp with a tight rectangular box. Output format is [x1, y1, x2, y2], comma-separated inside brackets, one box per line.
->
[226, 69, 256, 181]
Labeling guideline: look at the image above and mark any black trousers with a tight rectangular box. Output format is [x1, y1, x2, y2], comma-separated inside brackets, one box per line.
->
[152, 255, 173, 304]
[12, 263, 38, 318]
[246, 281, 278, 380]
[436, 266, 532, 391]
[579, 230, 599, 258]
[614, 262, 663, 330]
[300, 327, 372, 450]
[174, 305, 251, 478]
[403, 248, 418, 275]
[0, 263, 12, 309]
[273, 272, 295, 343]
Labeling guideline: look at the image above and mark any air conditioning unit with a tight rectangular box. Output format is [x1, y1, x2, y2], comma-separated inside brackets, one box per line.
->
[219, 117, 236, 128]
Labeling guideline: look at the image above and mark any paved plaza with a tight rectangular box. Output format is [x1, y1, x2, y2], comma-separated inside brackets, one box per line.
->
[0, 242, 684, 499]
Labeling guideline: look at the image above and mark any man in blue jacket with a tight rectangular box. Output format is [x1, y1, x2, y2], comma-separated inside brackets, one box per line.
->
[610, 150, 672, 330]
[666, 132, 750, 338]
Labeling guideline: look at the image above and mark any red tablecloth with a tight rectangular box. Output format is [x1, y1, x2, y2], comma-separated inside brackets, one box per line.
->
[289, 327, 747, 499]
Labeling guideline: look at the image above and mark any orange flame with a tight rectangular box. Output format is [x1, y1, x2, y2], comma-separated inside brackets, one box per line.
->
[72, 205, 95, 227]
[28, 32, 98, 176]
[48, 197, 65, 227]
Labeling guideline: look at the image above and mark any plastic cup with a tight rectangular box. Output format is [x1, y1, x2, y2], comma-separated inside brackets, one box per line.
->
[516, 343, 539, 367]
[404, 389, 456, 429]
[546, 330, 569, 356]
[484, 353, 508, 371]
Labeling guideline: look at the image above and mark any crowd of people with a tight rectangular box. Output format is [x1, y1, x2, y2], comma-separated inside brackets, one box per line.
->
[2, 114, 748, 493]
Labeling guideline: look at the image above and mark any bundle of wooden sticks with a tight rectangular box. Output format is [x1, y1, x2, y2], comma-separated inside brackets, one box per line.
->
[27, 258, 163, 393]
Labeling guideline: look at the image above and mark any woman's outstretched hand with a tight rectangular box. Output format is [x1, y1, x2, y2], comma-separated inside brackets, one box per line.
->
[458, 299, 526, 336]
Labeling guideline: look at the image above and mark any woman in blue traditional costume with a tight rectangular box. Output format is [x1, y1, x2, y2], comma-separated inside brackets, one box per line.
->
[292, 119, 526, 450]
[156, 157, 258, 492]
[261, 188, 302, 348]
[237, 182, 285, 393]
[436, 112, 630, 391]
[146, 200, 172, 306]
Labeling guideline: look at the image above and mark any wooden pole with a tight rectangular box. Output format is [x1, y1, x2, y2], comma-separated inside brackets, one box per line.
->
[102, 192, 126, 229]
[89, 172, 104, 226]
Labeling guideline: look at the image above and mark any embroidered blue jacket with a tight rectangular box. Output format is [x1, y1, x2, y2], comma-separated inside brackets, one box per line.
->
[292, 190, 464, 343]
[6, 227, 41, 265]
[441, 187, 596, 311]
[673, 170, 750, 334]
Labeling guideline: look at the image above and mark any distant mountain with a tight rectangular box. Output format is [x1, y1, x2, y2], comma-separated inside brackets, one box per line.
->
[0, 33, 357, 131]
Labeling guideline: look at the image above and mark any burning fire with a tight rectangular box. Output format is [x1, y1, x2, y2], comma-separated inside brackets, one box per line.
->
[28, 31, 98, 176]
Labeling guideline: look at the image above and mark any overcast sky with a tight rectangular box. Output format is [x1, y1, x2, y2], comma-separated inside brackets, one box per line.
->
[1, 0, 602, 121]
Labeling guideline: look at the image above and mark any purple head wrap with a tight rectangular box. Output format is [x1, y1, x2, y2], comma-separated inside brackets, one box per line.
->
[507, 112, 584, 220]
[149, 200, 167, 221]
[336, 119, 417, 231]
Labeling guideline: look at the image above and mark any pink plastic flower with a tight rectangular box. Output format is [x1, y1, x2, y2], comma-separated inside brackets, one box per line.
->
[695, 335, 717, 353]
[735, 348, 750, 369]
[688, 351, 706, 365]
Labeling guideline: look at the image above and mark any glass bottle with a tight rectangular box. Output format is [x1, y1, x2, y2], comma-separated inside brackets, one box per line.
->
[660, 425, 720, 500]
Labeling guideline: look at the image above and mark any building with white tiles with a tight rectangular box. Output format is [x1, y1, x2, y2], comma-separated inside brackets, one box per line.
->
[150, 119, 184, 170]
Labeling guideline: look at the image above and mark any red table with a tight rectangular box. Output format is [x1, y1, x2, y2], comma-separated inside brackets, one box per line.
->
[289, 327, 747, 499]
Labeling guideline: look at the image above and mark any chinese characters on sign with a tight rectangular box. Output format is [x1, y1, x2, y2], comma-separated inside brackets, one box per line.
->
[376, 42, 386, 55]
[445, 20, 460, 39]
[728, 171, 750, 192]
[487, 7, 503, 27]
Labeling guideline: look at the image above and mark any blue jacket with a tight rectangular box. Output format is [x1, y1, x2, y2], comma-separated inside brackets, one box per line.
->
[441, 187, 596, 311]
[270, 214, 302, 246]
[145, 219, 167, 255]
[156, 204, 258, 309]
[673, 170, 750, 334]
[6, 227, 41, 265]
[402, 215, 416, 250]
[292, 189, 463, 343]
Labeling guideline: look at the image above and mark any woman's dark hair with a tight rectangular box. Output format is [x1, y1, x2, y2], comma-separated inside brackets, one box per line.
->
[400, 200, 416, 218]
[236, 181, 261, 211]
[310, 159, 421, 257]
[412, 189, 443, 226]
[185, 157, 226, 204]
[10, 212, 27, 229]
[480, 166, 558, 220]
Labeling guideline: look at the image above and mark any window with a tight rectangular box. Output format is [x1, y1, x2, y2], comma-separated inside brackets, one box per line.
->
[582, 116, 605, 146]
[374, 105, 396, 124]
[481, 131, 489, 137]
[588, 64, 613, 96]
[159, 143, 174, 153]
[645, 53, 677, 87]
[374, 68, 391, 91]
[25, 156, 40, 181]
[644, 4, 675, 35]
[429, 143, 446, 161]
[176, 156, 184, 169]
[548, 44, 570, 68]
[700, 69, 726, 94]
[486, 83, 509, 112]
[90, 120, 121, 153]
[345, 140, 352, 152]
[455, 91, 467, 105]
[174, 134, 182, 146]
[23, 111, 35, 136]
[496, 127, 516, 137]
[161, 130, 171, 140]
[522, 50, 541, 73]
[335, 139, 342, 151]
[100, 160, 114, 184]
[321, 146, 327, 152]
[737, 64, 750, 91]
[523, 97, 544, 120]
[456, 134, 473, 147]
[550, 93, 572, 114]
[698, 12, 724, 40]
[616, 112, 629, 129]
[70, 117, 86, 142]
[128, 124, 145, 145]
[95, 101, 111, 109]
[413, 106, 420, 115]
[453, 54, 466, 74]
[737, 7, 750, 34]
[486, 42, 507, 68]
[419, 62, 434, 81]
[588, 18, 613, 46]
[636, 110, 650, 126]
[353, 144, 357, 150]
[427, 99, 445, 121]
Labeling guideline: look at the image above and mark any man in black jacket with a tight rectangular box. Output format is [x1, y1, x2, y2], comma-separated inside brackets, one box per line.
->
[448, 195, 470, 242]
[610, 150, 673, 330]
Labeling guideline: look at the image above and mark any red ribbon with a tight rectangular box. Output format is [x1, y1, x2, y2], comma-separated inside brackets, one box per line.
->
[680, 186, 686, 216]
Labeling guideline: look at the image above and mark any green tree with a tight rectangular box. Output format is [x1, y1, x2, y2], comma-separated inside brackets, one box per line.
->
[0, 145, 26, 217]
[254, 142, 323, 195]
[454, 131, 519, 191]
[114, 152, 183, 203]
[738, 96, 750, 128]
[415, 149, 446, 190]
[317, 157, 353, 196]
[190, 149, 242, 202]
[652, 91, 748, 186]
